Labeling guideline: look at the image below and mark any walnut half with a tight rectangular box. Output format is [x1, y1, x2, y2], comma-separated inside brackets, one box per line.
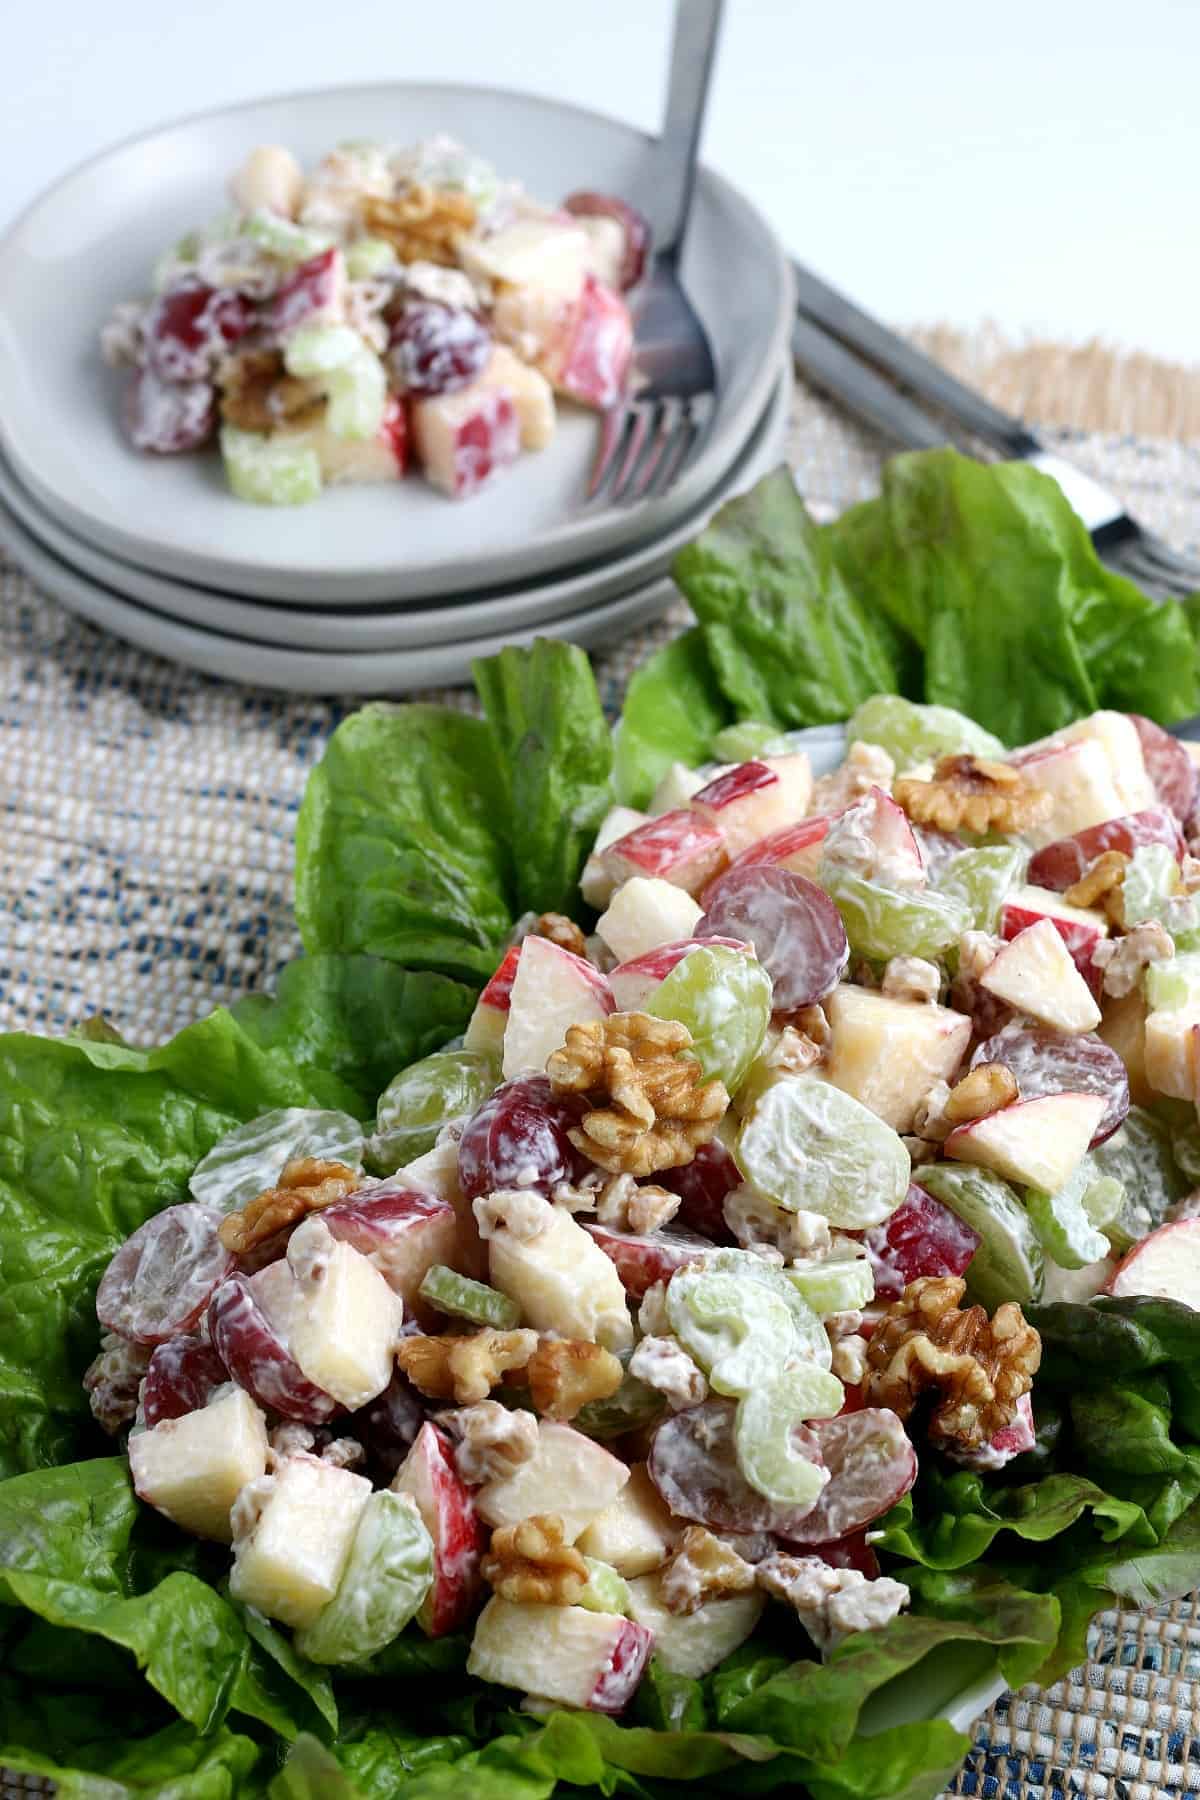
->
[864, 1275, 1040, 1451]
[546, 1012, 728, 1176]
[482, 1513, 588, 1604]
[894, 756, 1053, 835]
[396, 1328, 538, 1405]
[218, 1158, 362, 1255]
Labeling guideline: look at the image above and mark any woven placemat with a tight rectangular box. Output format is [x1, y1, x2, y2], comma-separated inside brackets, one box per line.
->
[2, 367, 1199, 1797]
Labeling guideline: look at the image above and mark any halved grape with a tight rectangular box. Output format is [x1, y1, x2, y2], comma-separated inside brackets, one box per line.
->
[647, 943, 771, 1094]
[647, 1399, 825, 1535]
[736, 1079, 909, 1228]
[658, 1137, 739, 1241]
[777, 1409, 917, 1545]
[95, 1204, 233, 1345]
[847, 696, 1005, 768]
[1089, 1106, 1187, 1251]
[457, 1076, 583, 1200]
[418, 1264, 521, 1330]
[367, 1049, 500, 1173]
[822, 866, 971, 960]
[936, 845, 1028, 934]
[699, 867, 849, 1011]
[916, 1164, 1043, 1310]
[735, 1365, 844, 1504]
[971, 1024, 1129, 1147]
[1129, 714, 1198, 821]
[141, 1336, 229, 1427]
[709, 721, 782, 762]
[190, 1107, 364, 1213]
[294, 1490, 434, 1664]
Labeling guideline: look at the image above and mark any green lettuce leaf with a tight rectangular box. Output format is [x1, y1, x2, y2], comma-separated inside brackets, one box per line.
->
[874, 1468, 1153, 1570]
[0, 1716, 263, 1799]
[673, 467, 904, 728]
[612, 627, 733, 809]
[472, 640, 613, 915]
[294, 702, 513, 983]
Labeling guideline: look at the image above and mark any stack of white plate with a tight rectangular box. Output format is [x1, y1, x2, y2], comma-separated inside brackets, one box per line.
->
[0, 84, 794, 695]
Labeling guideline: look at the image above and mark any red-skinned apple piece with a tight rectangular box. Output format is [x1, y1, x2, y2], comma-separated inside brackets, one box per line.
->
[392, 1421, 487, 1635]
[542, 273, 633, 409]
[1129, 715, 1198, 821]
[945, 1092, 1106, 1192]
[319, 1185, 458, 1318]
[978, 919, 1102, 1034]
[608, 936, 748, 1012]
[970, 1023, 1130, 1146]
[501, 934, 614, 1080]
[411, 380, 521, 497]
[1009, 737, 1124, 847]
[268, 247, 346, 335]
[463, 943, 522, 1055]
[1106, 1218, 1200, 1309]
[144, 282, 255, 382]
[601, 810, 728, 898]
[1027, 808, 1185, 891]
[583, 1220, 713, 1297]
[1000, 884, 1109, 989]
[943, 1392, 1036, 1469]
[468, 1595, 653, 1710]
[700, 814, 837, 903]
[208, 1271, 339, 1425]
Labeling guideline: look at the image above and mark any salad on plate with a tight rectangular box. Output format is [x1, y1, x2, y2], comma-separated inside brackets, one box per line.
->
[7, 449, 1200, 1800]
[100, 136, 646, 503]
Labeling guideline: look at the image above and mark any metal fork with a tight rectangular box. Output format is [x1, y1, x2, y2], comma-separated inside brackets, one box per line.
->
[789, 261, 1200, 603]
[588, 0, 721, 505]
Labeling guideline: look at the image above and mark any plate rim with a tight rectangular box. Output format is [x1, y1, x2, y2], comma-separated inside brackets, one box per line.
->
[0, 79, 791, 601]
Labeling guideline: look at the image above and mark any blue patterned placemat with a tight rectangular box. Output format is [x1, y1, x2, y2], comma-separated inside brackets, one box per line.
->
[2, 375, 1200, 1797]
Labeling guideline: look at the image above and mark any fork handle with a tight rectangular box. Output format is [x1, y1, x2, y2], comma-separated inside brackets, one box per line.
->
[791, 261, 1041, 459]
[791, 315, 953, 451]
[655, 0, 725, 255]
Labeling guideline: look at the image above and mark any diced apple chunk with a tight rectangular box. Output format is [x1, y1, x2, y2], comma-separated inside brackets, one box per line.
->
[576, 1463, 677, 1576]
[823, 985, 972, 1133]
[597, 877, 704, 963]
[463, 943, 521, 1058]
[128, 1385, 268, 1543]
[1098, 990, 1154, 1108]
[1016, 712, 1155, 817]
[979, 920, 1101, 1034]
[1106, 1219, 1200, 1309]
[488, 1203, 633, 1350]
[1000, 885, 1108, 986]
[478, 344, 556, 450]
[691, 756, 813, 859]
[284, 1217, 404, 1410]
[601, 811, 727, 898]
[581, 806, 649, 909]
[624, 1573, 764, 1678]
[320, 1186, 459, 1317]
[230, 1452, 371, 1629]
[1143, 1007, 1200, 1100]
[540, 274, 633, 410]
[945, 1093, 1106, 1192]
[461, 217, 591, 295]
[411, 378, 520, 498]
[468, 1596, 653, 1711]
[392, 1421, 486, 1636]
[398, 1136, 488, 1282]
[502, 935, 614, 1080]
[1010, 738, 1125, 848]
[475, 1420, 630, 1541]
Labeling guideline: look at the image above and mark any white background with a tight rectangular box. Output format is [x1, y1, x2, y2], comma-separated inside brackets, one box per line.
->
[4, 0, 1197, 360]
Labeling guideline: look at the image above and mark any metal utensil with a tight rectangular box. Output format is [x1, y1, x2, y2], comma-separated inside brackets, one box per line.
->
[589, 0, 721, 505]
[790, 260, 1200, 602]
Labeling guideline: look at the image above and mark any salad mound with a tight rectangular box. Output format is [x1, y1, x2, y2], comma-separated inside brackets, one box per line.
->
[5, 453, 1200, 1800]
[101, 135, 645, 504]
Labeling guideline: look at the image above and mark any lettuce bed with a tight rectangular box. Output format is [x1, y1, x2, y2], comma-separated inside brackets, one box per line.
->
[4, 454, 1200, 1798]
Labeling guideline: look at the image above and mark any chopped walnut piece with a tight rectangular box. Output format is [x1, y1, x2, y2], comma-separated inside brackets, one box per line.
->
[83, 1333, 152, 1434]
[396, 1328, 538, 1405]
[629, 1334, 709, 1411]
[942, 1062, 1019, 1125]
[830, 1333, 869, 1386]
[593, 1172, 681, 1233]
[724, 1185, 836, 1258]
[1064, 850, 1130, 922]
[911, 1080, 953, 1144]
[757, 1552, 909, 1653]
[659, 1526, 756, 1615]
[810, 739, 897, 812]
[363, 183, 476, 265]
[864, 1275, 1041, 1451]
[794, 1004, 833, 1049]
[217, 347, 325, 433]
[901, 1134, 939, 1168]
[958, 931, 1001, 983]
[894, 756, 1053, 835]
[880, 957, 942, 1005]
[637, 1280, 670, 1337]
[530, 912, 591, 960]
[546, 1012, 729, 1176]
[1092, 919, 1174, 998]
[472, 1189, 555, 1241]
[482, 1512, 588, 1604]
[218, 1157, 363, 1255]
[524, 1339, 624, 1420]
[439, 1400, 539, 1485]
[1181, 854, 1200, 895]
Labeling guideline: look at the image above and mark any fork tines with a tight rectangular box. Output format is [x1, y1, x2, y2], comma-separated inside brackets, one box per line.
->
[589, 392, 715, 505]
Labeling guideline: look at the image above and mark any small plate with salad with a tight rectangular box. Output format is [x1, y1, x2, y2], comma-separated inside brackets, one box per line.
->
[5, 447, 1200, 1800]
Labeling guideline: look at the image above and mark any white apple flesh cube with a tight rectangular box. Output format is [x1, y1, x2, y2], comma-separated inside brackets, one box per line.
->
[691, 755, 813, 860]
[624, 1574, 764, 1679]
[1016, 712, 1155, 818]
[475, 1419, 630, 1541]
[463, 944, 522, 1058]
[128, 1385, 268, 1543]
[1142, 1007, 1200, 1100]
[651, 761, 711, 814]
[398, 1136, 489, 1283]
[823, 985, 972, 1134]
[283, 1218, 405, 1410]
[597, 878, 704, 964]
[392, 1421, 486, 1636]
[230, 1452, 371, 1629]
[478, 344, 556, 450]
[979, 920, 1102, 1034]
[1000, 886, 1108, 986]
[461, 217, 591, 295]
[580, 807, 649, 908]
[320, 1185, 459, 1320]
[468, 1597, 653, 1711]
[834, 786, 925, 887]
[541, 274, 634, 410]
[1106, 1219, 1200, 1309]
[945, 1092, 1106, 1192]
[1010, 737, 1126, 848]
[601, 811, 727, 899]
[488, 1202, 634, 1350]
[411, 378, 521, 498]
[501, 934, 614, 1079]
[576, 1462, 677, 1577]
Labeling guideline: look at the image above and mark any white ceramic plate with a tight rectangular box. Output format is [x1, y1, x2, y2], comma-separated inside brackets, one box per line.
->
[0, 82, 791, 603]
[0, 484, 684, 694]
[0, 369, 791, 654]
